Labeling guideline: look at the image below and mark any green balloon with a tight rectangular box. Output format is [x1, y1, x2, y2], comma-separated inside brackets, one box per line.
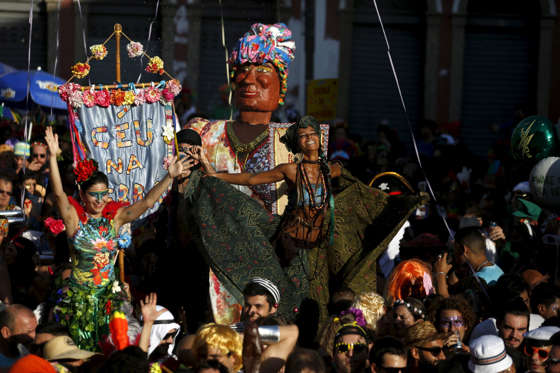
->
[511, 115, 556, 161]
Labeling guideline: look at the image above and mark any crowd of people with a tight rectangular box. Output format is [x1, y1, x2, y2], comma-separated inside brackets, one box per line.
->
[0, 21, 559, 373]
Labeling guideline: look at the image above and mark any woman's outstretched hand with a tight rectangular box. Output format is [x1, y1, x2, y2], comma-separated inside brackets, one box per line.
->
[168, 156, 193, 179]
[44, 126, 60, 156]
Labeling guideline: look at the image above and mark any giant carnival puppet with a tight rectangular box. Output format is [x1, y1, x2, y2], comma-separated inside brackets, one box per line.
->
[183, 23, 424, 327]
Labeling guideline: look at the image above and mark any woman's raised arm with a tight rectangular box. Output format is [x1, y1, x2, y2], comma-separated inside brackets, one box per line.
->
[45, 127, 79, 235]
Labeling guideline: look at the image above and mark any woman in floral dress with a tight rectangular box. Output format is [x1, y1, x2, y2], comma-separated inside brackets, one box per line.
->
[45, 126, 189, 351]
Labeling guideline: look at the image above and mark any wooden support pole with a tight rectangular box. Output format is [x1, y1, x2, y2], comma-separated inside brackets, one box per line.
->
[114, 23, 122, 83]
[119, 250, 125, 283]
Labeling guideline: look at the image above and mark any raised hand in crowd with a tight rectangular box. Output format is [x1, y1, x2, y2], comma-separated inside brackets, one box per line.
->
[138, 292, 168, 353]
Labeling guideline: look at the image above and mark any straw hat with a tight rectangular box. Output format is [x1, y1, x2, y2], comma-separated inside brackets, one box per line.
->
[43, 335, 98, 361]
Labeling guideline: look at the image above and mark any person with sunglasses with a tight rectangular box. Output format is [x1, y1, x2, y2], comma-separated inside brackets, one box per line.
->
[404, 320, 447, 373]
[547, 331, 560, 373]
[333, 322, 370, 373]
[26, 141, 48, 172]
[524, 326, 560, 373]
[44, 126, 190, 352]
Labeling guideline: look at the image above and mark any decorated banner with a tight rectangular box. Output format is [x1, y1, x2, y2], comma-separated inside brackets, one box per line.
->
[60, 82, 180, 218]
[81, 102, 173, 211]
[58, 24, 183, 219]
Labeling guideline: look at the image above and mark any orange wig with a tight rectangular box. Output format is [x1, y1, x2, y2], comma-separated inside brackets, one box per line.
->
[384, 259, 434, 304]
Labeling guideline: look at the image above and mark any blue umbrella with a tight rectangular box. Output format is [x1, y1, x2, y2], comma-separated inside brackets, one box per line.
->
[0, 70, 66, 110]
[0, 62, 16, 76]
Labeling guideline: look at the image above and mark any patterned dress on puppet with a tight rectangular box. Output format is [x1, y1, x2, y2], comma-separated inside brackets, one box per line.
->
[179, 170, 309, 324]
[186, 118, 329, 324]
[53, 197, 129, 352]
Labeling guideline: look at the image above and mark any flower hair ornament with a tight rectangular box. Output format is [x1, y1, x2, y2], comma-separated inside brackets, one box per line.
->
[74, 159, 98, 187]
[393, 298, 425, 319]
[339, 308, 367, 327]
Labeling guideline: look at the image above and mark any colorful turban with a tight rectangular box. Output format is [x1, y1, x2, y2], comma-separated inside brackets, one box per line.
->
[230, 23, 296, 105]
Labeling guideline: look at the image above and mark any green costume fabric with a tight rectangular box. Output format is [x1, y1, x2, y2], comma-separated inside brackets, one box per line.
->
[181, 169, 420, 325]
[182, 170, 309, 320]
[308, 170, 421, 325]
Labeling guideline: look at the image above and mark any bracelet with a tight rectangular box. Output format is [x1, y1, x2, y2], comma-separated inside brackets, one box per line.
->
[435, 272, 447, 276]
[258, 325, 280, 344]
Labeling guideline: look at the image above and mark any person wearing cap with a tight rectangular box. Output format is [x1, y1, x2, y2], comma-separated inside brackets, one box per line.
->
[468, 335, 515, 373]
[332, 322, 370, 373]
[404, 320, 447, 373]
[547, 331, 560, 373]
[43, 335, 98, 367]
[242, 278, 280, 323]
[524, 326, 560, 373]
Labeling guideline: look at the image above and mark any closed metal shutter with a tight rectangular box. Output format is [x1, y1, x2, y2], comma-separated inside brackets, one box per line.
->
[348, 16, 424, 146]
[461, 20, 537, 156]
[0, 6, 47, 71]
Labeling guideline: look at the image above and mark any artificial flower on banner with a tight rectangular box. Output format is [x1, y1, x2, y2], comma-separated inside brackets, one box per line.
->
[90, 44, 108, 60]
[71, 62, 90, 79]
[126, 41, 144, 58]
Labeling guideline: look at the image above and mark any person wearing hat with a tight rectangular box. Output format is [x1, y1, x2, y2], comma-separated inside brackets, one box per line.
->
[468, 335, 515, 373]
[524, 326, 560, 373]
[332, 322, 370, 373]
[43, 335, 98, 367]
[242, 278, 280, 323]
[404, 320, 447, 373]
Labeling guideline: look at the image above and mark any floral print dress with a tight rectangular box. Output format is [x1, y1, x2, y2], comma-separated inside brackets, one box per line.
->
[54, 197, 128, 351]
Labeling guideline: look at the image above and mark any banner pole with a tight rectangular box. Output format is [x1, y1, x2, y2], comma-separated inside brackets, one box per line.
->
[119, 249, 125, 283]
[114, 23, 122, 82]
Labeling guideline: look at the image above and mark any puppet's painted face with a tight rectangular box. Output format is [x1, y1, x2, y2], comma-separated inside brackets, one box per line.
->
[234, 63, 280, 113]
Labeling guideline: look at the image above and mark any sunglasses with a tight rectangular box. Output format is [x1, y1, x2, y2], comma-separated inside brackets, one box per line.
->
[547, 358, 560, 366]
[32, 153, 46, 159]
[335, 342, 368, 354]
[87, 190, 109, 201]
[524, 345, 550, 360]
[416, 346, 444, 356]
[0, 189, 12, 196]
[439, 317, 464, 328]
